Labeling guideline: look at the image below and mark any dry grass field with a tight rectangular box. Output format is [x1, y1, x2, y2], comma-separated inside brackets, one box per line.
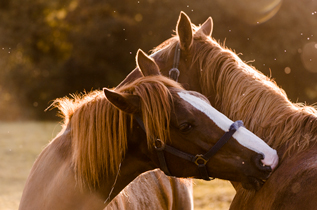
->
[0, 121, 235, 210]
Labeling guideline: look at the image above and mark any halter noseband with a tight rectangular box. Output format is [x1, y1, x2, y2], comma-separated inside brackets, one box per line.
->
[135, 115, 244, 181]
[156, 120, 244, 181]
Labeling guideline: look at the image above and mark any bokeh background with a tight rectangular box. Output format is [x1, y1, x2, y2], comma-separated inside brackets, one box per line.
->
[0, 0, 317, 121]
[1, 0, 317, 209]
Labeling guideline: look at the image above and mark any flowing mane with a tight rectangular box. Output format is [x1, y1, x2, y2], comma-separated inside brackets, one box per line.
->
[153, 28, 317, 159]
[51, 75, 183, 189]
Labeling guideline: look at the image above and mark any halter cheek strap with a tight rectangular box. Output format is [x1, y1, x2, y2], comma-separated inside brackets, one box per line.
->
[169, 43, 181, 82]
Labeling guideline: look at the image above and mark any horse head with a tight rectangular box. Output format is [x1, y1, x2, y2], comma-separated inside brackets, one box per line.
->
[105, 50, 278, 190]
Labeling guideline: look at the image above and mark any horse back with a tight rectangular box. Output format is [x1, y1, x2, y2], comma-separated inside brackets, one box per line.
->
[107, 169, 193, 210]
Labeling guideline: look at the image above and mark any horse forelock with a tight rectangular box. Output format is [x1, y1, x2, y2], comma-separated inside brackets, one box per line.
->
[51, 76, 184, 189]
[118, 76, 184, 147]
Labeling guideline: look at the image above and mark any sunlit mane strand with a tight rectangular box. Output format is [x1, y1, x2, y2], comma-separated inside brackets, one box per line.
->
[117, 76, 184, 147]
[50, 75, 183, 189]
[51, 90, 129, 189]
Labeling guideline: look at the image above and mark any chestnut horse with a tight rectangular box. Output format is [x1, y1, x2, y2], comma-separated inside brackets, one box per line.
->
[19, 50, 278, 210]
[141, 11, 317, 210]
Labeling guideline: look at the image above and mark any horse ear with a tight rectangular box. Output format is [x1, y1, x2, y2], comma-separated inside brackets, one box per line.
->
[136, 49, 160, 76]
[176, 11, 193, 51]
[196, 17, 213, 37]
[104, 88, 140, 114]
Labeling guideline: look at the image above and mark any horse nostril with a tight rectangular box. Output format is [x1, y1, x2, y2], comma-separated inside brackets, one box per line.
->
[253, 153, 272, 173]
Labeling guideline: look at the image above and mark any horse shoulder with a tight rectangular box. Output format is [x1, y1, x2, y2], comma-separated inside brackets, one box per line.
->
[269, 149, 317, 210]
[107, 170, 193, 210]
[231, 146, 317, 210]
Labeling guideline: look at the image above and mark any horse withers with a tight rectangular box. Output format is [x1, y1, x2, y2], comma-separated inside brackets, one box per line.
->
[19, 50, 277, 210]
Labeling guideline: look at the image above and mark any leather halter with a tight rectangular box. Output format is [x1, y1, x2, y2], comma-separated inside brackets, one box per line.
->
[134, 115, 244, 181]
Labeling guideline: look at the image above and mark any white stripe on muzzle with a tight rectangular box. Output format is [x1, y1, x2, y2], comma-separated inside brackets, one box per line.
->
[178, 91, 279, 170]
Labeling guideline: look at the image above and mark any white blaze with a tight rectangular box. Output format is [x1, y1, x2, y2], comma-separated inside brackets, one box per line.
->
[178, 91, 278, 170]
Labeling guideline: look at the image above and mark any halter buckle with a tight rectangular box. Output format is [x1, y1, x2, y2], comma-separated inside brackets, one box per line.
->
[194, 154, 208, 166]
[154, 139, 165, 151]
[169, 68, 180, 82]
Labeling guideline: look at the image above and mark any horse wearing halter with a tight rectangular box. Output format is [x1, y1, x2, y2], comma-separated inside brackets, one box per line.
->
[137, 46, 245, 181]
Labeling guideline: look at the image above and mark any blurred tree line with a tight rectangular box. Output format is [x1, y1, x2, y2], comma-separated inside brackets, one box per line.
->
[0, 0, 316, 120]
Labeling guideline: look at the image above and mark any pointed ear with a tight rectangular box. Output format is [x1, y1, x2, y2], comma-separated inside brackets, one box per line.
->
[196, 17, 213, 37]
[176, 11, 193, 51]
[104, 88, 140, 114]
[136, 49, 160, 76]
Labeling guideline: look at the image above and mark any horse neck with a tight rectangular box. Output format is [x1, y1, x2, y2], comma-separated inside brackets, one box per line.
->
[200, 48, 317, 160]
[100, 126, 158, 205]
[65, 122, 157, 207]
[104, 157, 156, 204]
[20, 129, 111, 210]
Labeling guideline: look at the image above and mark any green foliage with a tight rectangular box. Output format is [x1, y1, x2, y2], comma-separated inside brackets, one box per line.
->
[1, 0, 317, 120]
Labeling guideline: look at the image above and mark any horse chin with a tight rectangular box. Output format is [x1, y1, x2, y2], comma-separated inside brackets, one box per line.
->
[242, 177, 265, 191]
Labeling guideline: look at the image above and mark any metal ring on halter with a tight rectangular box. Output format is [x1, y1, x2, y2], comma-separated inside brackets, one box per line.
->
[194, 154, 208, 166]
[154, 139, 165, 151]
[169, 68, 180, 82]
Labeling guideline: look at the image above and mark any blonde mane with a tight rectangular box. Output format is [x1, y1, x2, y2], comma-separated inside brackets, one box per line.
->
[153, 28, 317, 159]
[51, 75, 183, 189]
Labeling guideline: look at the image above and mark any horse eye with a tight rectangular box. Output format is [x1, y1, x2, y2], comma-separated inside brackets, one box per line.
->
[179, 123, 192, 132]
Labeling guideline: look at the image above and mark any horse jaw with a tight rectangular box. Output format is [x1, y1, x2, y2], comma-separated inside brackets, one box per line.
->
[242, 177, 265, 191]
